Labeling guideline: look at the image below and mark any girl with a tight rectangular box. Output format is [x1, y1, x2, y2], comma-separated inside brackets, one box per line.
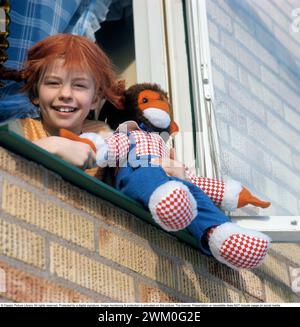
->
[2, 33, 121, 176]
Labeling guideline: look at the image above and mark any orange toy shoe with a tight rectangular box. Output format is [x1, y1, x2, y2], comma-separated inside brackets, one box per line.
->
[237, 187, 271, 209]
[219, 178, 271, 211]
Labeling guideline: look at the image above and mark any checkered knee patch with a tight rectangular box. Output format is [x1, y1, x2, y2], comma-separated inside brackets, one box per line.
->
[148, 181, 197, 231]
[219, 234, 269, 269]
[208, 222, 271, 270]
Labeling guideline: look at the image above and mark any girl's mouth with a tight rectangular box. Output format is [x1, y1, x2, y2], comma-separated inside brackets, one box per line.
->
[52, 106, 77, 113]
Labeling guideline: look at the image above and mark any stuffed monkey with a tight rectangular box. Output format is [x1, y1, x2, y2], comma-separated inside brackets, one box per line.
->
[60, 83, 271, 270]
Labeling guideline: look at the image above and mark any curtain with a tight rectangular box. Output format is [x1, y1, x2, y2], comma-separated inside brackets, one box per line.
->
[0, 0, 132, 123]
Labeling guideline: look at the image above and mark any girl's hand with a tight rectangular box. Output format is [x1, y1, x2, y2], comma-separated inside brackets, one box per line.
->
[33, 136, 96, 169]
[151, 148, 186, 180]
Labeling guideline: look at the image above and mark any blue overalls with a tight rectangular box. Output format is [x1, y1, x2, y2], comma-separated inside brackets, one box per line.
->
[114, 130, 230, 256]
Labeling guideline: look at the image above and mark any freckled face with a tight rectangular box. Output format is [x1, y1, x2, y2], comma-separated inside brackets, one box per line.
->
[36, 60, 100, 135]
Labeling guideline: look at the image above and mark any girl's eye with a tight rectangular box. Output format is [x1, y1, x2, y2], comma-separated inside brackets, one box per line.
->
[74, 84, 87, 88]
[45, 81, 59, 86]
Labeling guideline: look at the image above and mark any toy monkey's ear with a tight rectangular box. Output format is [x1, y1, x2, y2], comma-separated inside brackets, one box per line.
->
[169, 121, 179, 136]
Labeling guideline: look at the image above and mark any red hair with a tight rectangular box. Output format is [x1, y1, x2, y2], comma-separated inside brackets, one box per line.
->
[3, 34, 124, 106]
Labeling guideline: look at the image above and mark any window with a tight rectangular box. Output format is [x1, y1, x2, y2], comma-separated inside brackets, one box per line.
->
[133, 0, 300, 242]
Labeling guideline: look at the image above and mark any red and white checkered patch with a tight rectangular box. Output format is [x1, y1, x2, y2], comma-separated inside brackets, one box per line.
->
[105, 130, 170, 167]
[132, 130, 169, 158]
[219, 234, 269, 269]
[106, 133, 130, 166]
[185, 171, 225, 206]
[155, 187, 194, 230]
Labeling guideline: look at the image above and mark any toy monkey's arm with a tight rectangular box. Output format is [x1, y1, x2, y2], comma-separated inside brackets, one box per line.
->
[184, 167, 270, 211]
[91, 132, 130, 167]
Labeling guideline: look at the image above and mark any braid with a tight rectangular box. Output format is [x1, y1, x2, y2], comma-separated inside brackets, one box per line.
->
[0, 65, 25, 83]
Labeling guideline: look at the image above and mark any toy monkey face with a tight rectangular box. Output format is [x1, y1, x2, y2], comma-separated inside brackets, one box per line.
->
[137, 89, 171, 129]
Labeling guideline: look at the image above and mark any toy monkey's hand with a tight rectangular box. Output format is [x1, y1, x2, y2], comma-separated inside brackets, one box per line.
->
[169, 121, 179, 136]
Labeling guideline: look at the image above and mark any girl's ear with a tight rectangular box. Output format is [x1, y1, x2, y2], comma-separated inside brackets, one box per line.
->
[91, 94, 102, 110]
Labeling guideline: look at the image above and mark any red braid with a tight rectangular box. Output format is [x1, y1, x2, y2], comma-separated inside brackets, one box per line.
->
[0, 65, 25, 83]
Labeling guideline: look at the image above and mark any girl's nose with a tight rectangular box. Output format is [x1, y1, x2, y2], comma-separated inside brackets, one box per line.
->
[58, 85, 72, 101]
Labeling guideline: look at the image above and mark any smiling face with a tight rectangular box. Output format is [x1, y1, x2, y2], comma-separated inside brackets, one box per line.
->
[35, 59, 100, 135]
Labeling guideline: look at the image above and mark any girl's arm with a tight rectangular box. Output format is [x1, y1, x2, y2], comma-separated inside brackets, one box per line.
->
[33, 136, 96, 169]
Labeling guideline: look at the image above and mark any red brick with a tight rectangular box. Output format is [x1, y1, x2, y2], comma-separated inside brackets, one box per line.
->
[0, 262, 93, 302]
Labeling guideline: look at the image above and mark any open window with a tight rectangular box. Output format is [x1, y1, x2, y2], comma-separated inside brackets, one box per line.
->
[133, 0, 300, 242]
[96, 6, 137, 91]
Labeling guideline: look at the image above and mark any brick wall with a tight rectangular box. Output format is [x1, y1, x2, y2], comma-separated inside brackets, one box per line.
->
[0, 146, 299, 303]
[207, 0, 300, 216]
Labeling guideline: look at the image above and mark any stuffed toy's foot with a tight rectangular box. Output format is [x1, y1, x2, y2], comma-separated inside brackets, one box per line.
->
[237, 187, 271, 209]
[220, 179, 271, 211]
[59, 128, 97, 153]
[148, 181, 197, 231]
[207, 222, 271, 270]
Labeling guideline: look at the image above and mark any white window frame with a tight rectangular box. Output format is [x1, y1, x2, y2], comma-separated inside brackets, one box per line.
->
[132, 0, 196, 168]
[185, 0, 221, 179]
[132, 0, 300, 242]
[231, 216, 300, 243]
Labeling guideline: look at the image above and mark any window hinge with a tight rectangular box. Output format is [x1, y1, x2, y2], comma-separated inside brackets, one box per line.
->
[201, 64, 212, 101]
[201, 63, 209, 84]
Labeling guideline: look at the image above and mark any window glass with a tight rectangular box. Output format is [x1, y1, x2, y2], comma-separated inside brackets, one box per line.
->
[206, 0, 300, 216]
